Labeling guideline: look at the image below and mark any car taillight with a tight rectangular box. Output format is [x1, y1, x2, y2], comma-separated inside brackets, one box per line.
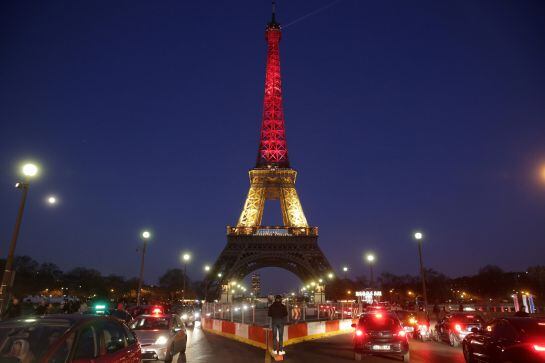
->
[355, 329, 364, 337]
[375, 313, 383, 319]
[454, 324, 462, 332]
[534, 344, 545, 352]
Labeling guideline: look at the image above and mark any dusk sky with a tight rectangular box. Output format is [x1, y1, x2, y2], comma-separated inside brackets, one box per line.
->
[1, 0, 544, 294]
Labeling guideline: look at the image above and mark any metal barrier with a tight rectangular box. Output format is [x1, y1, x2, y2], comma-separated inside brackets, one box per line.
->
[202, 302, 545, 327]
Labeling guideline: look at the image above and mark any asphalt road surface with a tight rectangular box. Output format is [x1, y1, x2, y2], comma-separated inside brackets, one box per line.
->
[172, 323, 465, 363]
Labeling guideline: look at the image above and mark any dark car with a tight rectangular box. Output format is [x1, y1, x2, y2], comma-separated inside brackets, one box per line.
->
[462, 317, 545, 363]
[352, 312, 410, 361]
[0, 314, 140, 363]
[434, 312, 485, 347]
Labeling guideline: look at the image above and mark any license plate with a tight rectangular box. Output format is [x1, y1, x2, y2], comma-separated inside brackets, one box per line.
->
[372, 345, 391, 351]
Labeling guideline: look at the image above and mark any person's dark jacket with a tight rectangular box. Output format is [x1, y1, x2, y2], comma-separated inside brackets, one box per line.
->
[268, 301, 288, 321]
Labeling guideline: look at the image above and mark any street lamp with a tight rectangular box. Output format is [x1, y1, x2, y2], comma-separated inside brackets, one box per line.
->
[414, 231, 429, 315]
[0, 162, 40, 312]
[365, 253, 376, 288]
[181, 253, 191, 301]
[46, 195, 58, 205]
[136, 230, 151, 306]
[342, 266, 349, 279]
[204, 265, 211, 272]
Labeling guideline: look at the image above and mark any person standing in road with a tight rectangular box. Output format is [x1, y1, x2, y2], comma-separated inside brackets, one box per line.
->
[268, 295, 288, 355]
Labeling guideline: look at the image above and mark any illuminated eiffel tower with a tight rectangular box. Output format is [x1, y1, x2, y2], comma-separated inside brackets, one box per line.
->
[211, 3, 333, 302]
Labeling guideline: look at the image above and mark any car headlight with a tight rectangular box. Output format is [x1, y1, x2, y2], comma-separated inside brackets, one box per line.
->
[155, 336, 168, 345]
[181, 313, 188, 320]
[194, 312, 200, 318]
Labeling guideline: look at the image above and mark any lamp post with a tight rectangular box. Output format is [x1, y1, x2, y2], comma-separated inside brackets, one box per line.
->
[414, 232, 429, 315]
[366, 253, 375, 288]
[342, 266, 349, 279]
[182, 253, 191, 301]
[136, 230, 151, 307]
[203, 265, 211, 301]
[0, 162, 39, 312]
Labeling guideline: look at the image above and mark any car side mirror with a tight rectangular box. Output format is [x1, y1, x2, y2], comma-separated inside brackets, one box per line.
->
[470, 327, 479, 334]
[351, 323, 356, 328]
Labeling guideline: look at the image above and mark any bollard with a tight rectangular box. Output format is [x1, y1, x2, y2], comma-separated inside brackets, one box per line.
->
[341, 302, 344, 320]
[317, 304, 320, 320]
[242, 307, 245, 324]
[231, 304, 234, 322]
[253, 305, 256, 324]
[303, 306, 306, 321]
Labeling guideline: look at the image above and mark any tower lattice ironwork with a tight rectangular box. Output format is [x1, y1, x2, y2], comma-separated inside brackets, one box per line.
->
[210, 4, 332, 300]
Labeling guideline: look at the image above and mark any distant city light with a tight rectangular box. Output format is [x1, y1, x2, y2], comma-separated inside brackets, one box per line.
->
[342, 266, 348, 272]
[204, 265, 211, 272]
[46, 195, 57, 205]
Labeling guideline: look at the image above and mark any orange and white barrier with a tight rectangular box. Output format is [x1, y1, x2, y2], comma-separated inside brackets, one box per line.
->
[201, 317, 357, 349]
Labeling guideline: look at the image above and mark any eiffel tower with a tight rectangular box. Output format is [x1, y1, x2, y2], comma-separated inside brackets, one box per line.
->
[210, 4, 333, 301]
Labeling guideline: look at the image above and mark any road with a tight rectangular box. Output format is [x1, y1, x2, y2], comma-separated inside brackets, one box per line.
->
[172, 323, 465, 363]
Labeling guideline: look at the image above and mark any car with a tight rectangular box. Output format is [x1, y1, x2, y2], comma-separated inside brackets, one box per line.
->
[462, 317, 545, 363]
[0, 314, 140, 363]
[434, 312, 485, 347]
[393, 310, 418, 337]
[179, 307, 199, 327]
[130, 314, 187, 362]
[351, 312, 410, 361]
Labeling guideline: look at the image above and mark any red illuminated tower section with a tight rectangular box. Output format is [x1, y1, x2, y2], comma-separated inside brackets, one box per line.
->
[256, 9, 289, 168]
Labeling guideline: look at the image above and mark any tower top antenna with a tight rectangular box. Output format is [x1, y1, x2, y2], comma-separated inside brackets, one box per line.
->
[268, 0, 280, 28]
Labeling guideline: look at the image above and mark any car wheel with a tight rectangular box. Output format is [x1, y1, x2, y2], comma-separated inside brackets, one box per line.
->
[354, 352, 362, 361]
[402, 352, 410, 362]
[463, 343, 474, 363]
[164, 343, 175, 363]
[449, 332, 460, 348]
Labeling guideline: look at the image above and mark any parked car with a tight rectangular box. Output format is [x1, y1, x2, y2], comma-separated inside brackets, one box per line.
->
[462, 317, 545, 363]
[434, 312, 485, 347]
[0, 314, 140, 362]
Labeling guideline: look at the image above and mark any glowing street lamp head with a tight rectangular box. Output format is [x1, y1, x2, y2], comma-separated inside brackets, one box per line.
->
[217, 272, 222, 277]
[204, 265, 211, 272]
[46, 195, 57, 205]
[141, 230, 151, 240]
[342, 266, 348, 272]
[414, 232, 423, 240]
[366, 254, 375, 263]
[327, 273, 334, 279]
[182, 253, 191, 262]
[21, 163, 39, 178]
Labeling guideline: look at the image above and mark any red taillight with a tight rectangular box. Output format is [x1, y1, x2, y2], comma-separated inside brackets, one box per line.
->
[355, 329, 364, 337]
[454, 324, 462, 332]
[152, 308, 162, 314]
[375, 313, 383, 319]
[534, 344, 545, 352]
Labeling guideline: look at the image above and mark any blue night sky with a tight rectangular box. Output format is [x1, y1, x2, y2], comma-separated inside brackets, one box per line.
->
[1, 1, 544, 294]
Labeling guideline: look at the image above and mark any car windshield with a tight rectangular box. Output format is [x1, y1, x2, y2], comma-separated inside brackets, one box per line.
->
[130, 317, 171, 330]
[0, 319, 71, 361]
[512, 319, 545, 336]
[450, 314, 484, 324]
[359, 316, 399, 330]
